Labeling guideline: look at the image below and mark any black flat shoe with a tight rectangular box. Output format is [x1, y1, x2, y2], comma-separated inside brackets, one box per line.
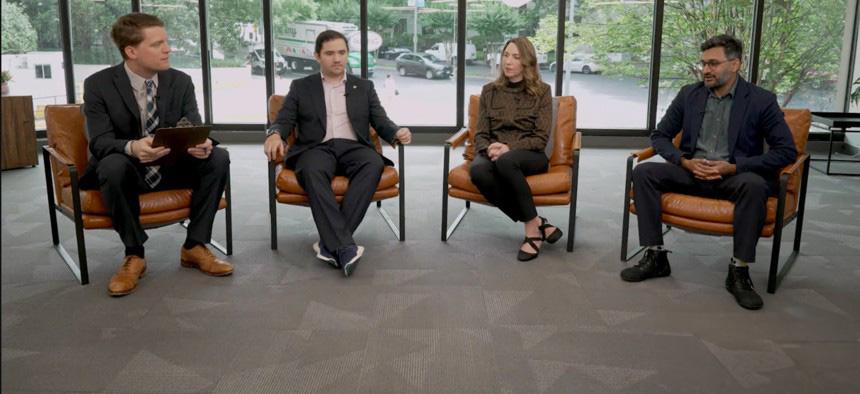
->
[538, 216, 563, 244]
[517, 236, 543, 261]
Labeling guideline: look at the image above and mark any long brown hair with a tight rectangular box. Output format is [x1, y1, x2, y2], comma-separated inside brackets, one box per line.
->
[493, 37, 546, 96]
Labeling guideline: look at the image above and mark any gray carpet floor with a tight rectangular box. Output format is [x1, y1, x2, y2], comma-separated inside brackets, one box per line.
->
[2, 144, 859, 393]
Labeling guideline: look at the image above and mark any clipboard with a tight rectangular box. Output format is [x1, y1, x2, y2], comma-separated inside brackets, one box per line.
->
[149, 125, 211, 165]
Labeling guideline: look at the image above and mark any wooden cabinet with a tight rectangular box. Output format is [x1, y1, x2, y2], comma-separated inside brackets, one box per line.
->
[1, 96, 37, 170]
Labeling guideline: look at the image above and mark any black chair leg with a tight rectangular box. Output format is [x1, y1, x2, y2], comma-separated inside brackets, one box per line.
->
[567, 151, 580, 252]
[225, 163, 233, 255]
[268, 160, 278, 250]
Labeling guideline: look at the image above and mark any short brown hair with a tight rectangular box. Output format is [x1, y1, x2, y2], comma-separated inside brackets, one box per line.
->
[111, 13, 164, 59]
[315, 30, 349, 54]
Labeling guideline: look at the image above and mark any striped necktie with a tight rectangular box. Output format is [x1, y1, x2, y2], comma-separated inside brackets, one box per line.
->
[143, 79, 161, 188]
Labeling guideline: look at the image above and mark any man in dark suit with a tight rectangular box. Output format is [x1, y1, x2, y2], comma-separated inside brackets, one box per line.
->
[264, 30, 412, 277]
[620, 34, 796, 310]
[82, 13, 233, 296]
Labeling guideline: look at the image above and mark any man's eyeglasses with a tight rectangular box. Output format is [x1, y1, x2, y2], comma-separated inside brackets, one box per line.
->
[698, 58, 737, 69]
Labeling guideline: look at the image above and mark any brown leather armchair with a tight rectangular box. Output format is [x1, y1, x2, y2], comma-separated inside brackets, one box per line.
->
[42, 104, 232, 285]
[266, 95, 405, 249]
[620, 109, 812, 293]
[442, 95, 582, 251]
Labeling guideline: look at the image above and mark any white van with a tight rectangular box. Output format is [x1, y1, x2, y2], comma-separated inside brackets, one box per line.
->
[424, 42, 476, 64]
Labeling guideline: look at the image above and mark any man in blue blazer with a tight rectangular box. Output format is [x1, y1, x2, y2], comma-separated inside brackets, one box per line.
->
[82, 13, 233, 296]
[620, 35, 796, 310]
[264, 30, 412, 277]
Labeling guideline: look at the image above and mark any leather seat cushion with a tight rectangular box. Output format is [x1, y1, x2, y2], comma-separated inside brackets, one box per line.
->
[60, 188, 221, 215]
[629, 193, 798, 235]
[277, 187, 399, 205]
[277, 166, 399, 195]
[56, 188, 227, 230]
[448, 187, 570, 205]
[447, 161, 571, 196]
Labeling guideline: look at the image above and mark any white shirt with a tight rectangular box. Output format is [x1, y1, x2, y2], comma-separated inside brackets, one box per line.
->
[320, 72, 357, 142]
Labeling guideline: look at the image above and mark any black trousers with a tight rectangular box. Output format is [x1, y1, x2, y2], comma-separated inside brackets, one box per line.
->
[294, 139, 384, 252]
[632, 162, 775, 262]
[93, 147, 230, 249]
[469, 149, 549, 222]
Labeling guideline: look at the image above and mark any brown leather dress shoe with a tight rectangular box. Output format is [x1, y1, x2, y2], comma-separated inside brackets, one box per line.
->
[108, 256, 147, 297]
[180, 245, 233, 276]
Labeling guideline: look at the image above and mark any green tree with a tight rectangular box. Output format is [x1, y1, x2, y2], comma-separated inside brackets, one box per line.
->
[13, 0, 61, 51]
[1, 0, 38, 54]
[208, 0, 261, 61]
[274, 0, 318, 27]
[70, 0, 126, 64]
[468, 2, 525, 53]
[318, 0, 359, 23]
[578, 0, 846, 106]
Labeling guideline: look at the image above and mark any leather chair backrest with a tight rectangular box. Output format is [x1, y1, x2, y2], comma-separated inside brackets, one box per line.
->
[782, 108, 811, 154]
[45, 104, 90, 191]
[267, 94, 383, 154]
[465, 94, 577, 167]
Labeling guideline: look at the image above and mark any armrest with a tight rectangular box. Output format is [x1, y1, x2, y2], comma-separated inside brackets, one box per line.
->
[631, 146, 657, 162]
[43, 145, 77, 170]
[572, 131, 582, 151]
[445, 127, 469, 149]
[780, 153, 809, 176]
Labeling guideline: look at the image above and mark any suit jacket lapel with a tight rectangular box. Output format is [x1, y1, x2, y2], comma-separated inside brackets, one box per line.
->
[345, 75, 360, 132]
[113, 64, 141, 130]
[310, 74, 327, 131]
[727, 78, 750, 157]
[688, 86, 708, 151]
[156, 70, 172, 126]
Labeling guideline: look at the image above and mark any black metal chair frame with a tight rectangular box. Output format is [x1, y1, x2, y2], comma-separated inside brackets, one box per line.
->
[42, 146, 233, 285]
[267, 143, 405, 250]
[441, 128, 580, 252]
[619, 153, 811, 294]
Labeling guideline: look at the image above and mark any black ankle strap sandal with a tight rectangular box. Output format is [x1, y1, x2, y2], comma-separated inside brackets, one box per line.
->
[538, 216, 563, 244]
[517, 236, 543, 261]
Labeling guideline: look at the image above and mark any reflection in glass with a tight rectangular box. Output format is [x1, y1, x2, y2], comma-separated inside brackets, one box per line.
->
[0, 0, 65, 129]
[208, 1, 264, 123]
[142, 0, 205, 121]
[71, 0, 128, 104]
[656, 1, 754, 123]
[759, 0, 849, 111]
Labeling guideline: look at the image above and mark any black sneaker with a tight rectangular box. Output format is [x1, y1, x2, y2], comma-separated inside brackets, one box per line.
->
[620, 249, 671, 282]
[312, 241, 340, 269]
[725, 264, 763, 310]
[338, 245, 364, 278]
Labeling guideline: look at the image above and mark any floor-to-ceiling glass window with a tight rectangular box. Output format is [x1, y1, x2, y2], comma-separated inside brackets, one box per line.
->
[70, 0, 128, 104]
[567, 0, 654, 129]
[656, 1, 754, 123]
[464, 0, 557, 121]
[1, 0, 66, 130]
[759, 0, 851, 112]
[208, 0, 264, 123]
[142, 0, 205, 121]
[369, 0, 458, 126]
[272, 0, 361, 116]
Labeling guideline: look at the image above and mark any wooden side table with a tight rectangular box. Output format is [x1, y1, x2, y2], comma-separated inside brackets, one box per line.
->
[1, 95, 37, 170]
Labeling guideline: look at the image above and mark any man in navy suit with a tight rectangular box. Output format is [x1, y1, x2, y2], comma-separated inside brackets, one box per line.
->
[264, 30, 412, 277]
[620, 35, 796, 310]
[82, 13, 233, 297]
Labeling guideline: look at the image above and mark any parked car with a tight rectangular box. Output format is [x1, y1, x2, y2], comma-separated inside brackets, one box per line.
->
[395, 53, 453, 79]
[247, 48, 287, 76]
[549, 53, 602, 74]
[379, 47, 410, 60]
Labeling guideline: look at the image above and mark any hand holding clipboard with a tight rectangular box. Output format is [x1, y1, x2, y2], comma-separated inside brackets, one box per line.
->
[150, 117, 212, 165]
